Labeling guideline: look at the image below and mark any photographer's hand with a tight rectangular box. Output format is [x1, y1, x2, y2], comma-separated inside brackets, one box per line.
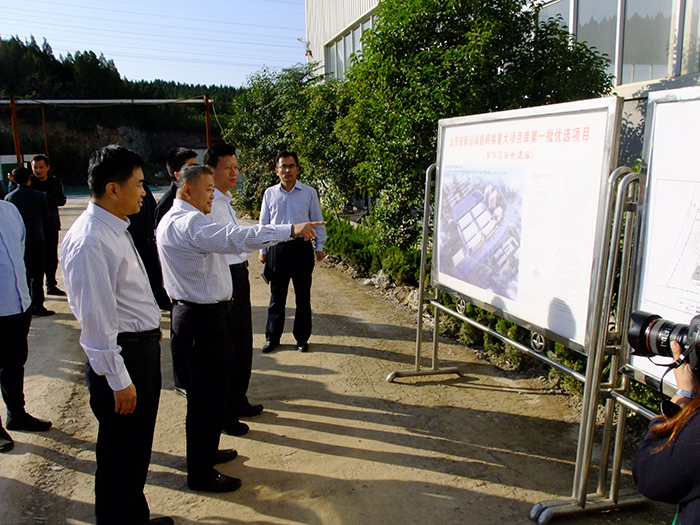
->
[671, 340, 700, 408]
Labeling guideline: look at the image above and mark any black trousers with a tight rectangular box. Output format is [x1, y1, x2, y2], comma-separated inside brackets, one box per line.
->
[266, 239, 315, 344]
[86, 334, 161, 525]
[225, 263, 253, 424]
[25, 243, 45, 310]
[43, 227, 59, 289]
[0, 308, 32, 420]
[171, 301, 233, 484]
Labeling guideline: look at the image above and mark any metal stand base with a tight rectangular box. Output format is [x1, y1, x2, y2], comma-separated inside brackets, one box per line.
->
[386, 367, 462, 382]
[530, 492, 647, 524]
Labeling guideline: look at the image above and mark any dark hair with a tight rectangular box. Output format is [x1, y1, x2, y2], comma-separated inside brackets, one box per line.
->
[166, 147, 197, 179]
[32, 154, 50, 165]
[177, 163, 212, 190]
[11, 167, 32, 184]
[275, 150, 299, 167]
[88, 145, 145, 198]
[203, 143, 237, 168]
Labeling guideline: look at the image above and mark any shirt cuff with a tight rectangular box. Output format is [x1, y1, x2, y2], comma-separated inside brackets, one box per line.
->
[274, 225, 293, 242]
[105, 367, 133, 392]
[316, 242, 324, 253]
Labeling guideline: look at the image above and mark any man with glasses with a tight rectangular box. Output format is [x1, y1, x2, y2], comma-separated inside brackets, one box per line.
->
[259, 151, 326, 354]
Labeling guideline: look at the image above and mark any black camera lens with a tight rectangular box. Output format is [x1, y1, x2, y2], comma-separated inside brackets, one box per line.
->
[628, 311, 689, 358]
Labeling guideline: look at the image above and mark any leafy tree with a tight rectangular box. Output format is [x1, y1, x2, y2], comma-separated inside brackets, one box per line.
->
[339, 0, 613, 248]
[63, 50, 125, 99]
[223, 64, 316, 215]
[288, 77, 355, 216]
[0, 36, 69, 99]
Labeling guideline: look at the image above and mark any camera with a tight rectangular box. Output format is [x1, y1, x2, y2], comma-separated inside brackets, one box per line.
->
[627, 311, 700, 374]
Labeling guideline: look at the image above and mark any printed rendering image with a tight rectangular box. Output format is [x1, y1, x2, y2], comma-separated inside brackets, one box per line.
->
[438, 166, 524, 301]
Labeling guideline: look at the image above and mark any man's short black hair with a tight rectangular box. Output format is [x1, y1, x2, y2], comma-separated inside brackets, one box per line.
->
[88, 145, 145, 199]
[32, 154, 50, 165]
[11, 167, 32, 184]
[166, 147, 197, 179]
[203, 143, 237, 168]
[275, 150, 299, 167]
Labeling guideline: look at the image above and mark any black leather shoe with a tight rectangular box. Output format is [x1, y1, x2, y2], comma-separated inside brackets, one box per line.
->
[6, 413, 52, 432]
[46, 286, 66, 296]
[221, 421, 249, 436]
[32, 307, 55, 317]
[262, 340, 279, 353]
[188, 473, 242, 493]
[237, 403, 264, 417]
[0, 426, 14, 453]
[149, 517, 174, 525]
[296, 342, 309, 353]
[215, 448, 238, 464]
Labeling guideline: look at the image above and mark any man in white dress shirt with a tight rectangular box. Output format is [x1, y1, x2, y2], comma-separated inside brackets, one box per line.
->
[205, 143, 263, 438]
[156, 163, 323, 493]
[259, 150, 326, 353]
[60, 145, 172, 525]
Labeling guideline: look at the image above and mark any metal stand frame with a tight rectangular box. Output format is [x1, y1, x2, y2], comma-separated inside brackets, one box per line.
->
[530, 167, 649, 523]
[388, 164, 656, 524]
[387, 164, 462, 382]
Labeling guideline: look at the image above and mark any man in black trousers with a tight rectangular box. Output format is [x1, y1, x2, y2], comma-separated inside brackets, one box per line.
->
[60, 145, 172, 525]
[205, 143, 263, 437]
[154, 147, 198, 395]
[157, 163, 323, 493]
[259, 151, 326, 353]
[5, 167, 52, 316]
[30, 155, 66, 297]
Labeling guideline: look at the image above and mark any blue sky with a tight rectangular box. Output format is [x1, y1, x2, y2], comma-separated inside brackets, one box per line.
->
[0, 0, 308, 88]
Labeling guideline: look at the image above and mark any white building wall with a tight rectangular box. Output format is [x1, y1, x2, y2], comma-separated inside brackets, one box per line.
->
[306, 0, 378, 75]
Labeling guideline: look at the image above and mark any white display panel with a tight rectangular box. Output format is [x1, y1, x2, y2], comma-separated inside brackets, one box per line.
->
[434, 98, 622, 350]
[630, 87, 700, 387]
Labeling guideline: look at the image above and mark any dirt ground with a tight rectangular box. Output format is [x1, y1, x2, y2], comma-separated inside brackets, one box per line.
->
[0, 193, 677, 525]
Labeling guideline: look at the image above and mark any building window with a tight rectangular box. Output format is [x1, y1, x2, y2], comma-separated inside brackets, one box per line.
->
[682, 0, 700, 75]
[539, 0, 694, 86]
[325, 15, 374, 80]
[577, 0, 617, 79]
[622, 0, 674, 84]
[539, 0, 570, 29]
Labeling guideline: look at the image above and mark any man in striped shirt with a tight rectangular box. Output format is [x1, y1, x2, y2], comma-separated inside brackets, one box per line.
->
[156, 163, 323, 493]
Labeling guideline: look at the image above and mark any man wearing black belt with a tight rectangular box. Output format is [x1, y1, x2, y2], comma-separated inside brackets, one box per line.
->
[60, 145, 172, 525]
[156, 163, 323, 493]
[259, 151, 326, 353]
[206, 143, 263, 437]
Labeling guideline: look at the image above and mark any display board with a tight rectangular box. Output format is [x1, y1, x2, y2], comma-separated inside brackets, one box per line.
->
[433, 97, 622, 351]
[628, 86, 700, 389]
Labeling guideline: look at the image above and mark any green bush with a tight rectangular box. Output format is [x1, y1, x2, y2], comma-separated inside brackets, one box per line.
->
[380, 246, 422, 286]
[325, 216, 379, 277]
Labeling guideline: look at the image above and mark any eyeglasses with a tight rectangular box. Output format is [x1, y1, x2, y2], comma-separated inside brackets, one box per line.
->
[277, 163, 298, 171]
